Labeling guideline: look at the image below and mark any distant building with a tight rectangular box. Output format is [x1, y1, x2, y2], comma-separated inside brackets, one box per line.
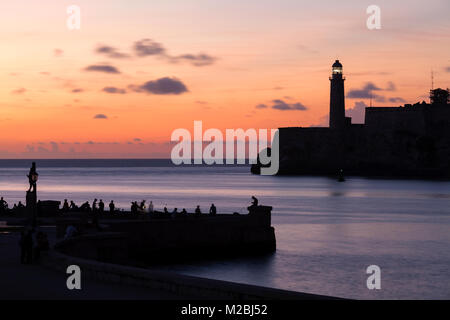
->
[253, 60, 450, 177]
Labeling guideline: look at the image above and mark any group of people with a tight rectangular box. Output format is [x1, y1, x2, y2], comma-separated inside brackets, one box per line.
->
[19, 228, 49, 264]
[61, 199, 116, 213]
[0, 197, 26, 215]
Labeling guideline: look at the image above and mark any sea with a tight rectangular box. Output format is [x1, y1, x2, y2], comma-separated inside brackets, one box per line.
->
[0, 159, 449, 299]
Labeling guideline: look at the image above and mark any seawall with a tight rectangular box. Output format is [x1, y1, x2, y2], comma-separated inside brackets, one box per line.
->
[41, 232, 338, 300]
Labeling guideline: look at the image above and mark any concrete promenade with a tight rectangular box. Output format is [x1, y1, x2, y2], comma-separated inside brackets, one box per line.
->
[0, 226, 184, 300]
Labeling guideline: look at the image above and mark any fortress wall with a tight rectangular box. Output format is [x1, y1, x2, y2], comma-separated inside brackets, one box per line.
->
[278, 121, 450, 177]
[365, 107, 427, 133]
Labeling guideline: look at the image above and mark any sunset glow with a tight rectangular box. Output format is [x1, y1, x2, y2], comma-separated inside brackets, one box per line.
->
[1, 0, 449, 158]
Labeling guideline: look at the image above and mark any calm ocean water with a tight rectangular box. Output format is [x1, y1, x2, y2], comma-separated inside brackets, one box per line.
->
[0, 159, 449, 299]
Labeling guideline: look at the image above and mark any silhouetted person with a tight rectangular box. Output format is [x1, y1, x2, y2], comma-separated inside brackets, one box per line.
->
[163, 207, 169, 217]
[34, 231, 49, 260]
[24, 229, 33, 264]
[131, 201, 138, 214]
[27, 162, 38, 192]
[98, 199, 105, 213]
[69, 200, 77, 211]
[109, 200, 115, 213]
[148, 201, 154, 214]
[0, 197, 7, 214]
[209, 204, 217, 216]
[93, 198, 98, 212]
[139, 200, 146, 211]
[80, 201, 91, 212]
[181, 208, 187, 215]
[251, 196, 258, 207]
[17, 201, 24, 209]
[195, 205, 201, 217]
[62, 199, 69, 212]
[172, 208, 178, 217]
[19, 231, 26, 264]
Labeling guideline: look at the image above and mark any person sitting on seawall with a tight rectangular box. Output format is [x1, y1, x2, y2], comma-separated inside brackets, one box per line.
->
[171, 207, 178, 218]
[69, 200, 78, 212]
[251, 196, 259, 207]
[62, 199, 69, 213]
[195, 205, 202, 217]
[209, 203, 217, 216]
[181, 208, 188, 216]
[163, 206, 169, 218]
[80, 201, 91, 212]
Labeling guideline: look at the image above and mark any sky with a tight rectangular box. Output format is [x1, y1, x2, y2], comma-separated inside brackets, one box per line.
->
[0, 0, 449, 158]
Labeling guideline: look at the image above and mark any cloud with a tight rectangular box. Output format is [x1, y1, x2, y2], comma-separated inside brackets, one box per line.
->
[389, 97, 406, 103]
[271, 99, 307, 111]
[445, 66, 450, 73]
[347, 82, 383, 99]
[11, 88, 26, 94]
[386, 81, 396, 91]
[169, 53, 217, 67]
[346, 101, 368, 124]
[133, 138, 142, 142]
[84, 64, 120, 74]
[102, 87, 126, 94]
[93, 114, 108, 119]
[95, 45, 130, 59]
[54, 49, 63, 57]
[347, 82, 399, 102]
[255, 104, 268, 109]
[132, 38, 217, 67]
[132, 77, 188, 95]
[133, 39, 166, 57]
[71, 88, 84, 93]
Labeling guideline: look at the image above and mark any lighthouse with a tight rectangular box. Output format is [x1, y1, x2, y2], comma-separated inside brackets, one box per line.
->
[329, 60, 346, 129]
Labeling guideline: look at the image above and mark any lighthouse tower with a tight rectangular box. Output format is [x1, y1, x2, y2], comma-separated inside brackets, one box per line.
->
[329, 60, 346, 129]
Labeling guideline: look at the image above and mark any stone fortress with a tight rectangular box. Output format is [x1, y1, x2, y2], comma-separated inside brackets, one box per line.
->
[256, 60, 450, 177]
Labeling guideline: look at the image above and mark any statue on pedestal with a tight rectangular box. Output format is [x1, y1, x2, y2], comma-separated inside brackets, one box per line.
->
[27, 162, 39, 193]
[26, 162, 38, 227]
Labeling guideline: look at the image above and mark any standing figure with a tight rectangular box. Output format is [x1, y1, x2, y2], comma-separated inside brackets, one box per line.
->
[98, 199, 105, 213]
[27, 162, 39, 193]
[251, 196, 259, 207]
[148, 201, 154, 214]
[109, 200, 115, 213]
[209, 204, 217, 216]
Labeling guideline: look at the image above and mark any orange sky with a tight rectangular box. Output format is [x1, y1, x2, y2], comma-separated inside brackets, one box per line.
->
[0, 0, 449, 158]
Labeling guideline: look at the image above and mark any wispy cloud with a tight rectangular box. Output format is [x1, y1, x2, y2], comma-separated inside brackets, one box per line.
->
[84, 64, 121, 74]
[130, 77, 188, 95]
[95, 45, 130, 59]
[93, 114, 108, 119]
[256, 99, 307, 111]
[102, 87, 127, 94]
[11, 88, 26, 95]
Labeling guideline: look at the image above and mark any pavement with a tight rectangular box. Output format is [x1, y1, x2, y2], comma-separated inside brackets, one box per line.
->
[0, 226, 184, 300]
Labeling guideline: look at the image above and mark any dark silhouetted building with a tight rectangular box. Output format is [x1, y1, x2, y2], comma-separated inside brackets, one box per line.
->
[253, 60, 450, 178]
